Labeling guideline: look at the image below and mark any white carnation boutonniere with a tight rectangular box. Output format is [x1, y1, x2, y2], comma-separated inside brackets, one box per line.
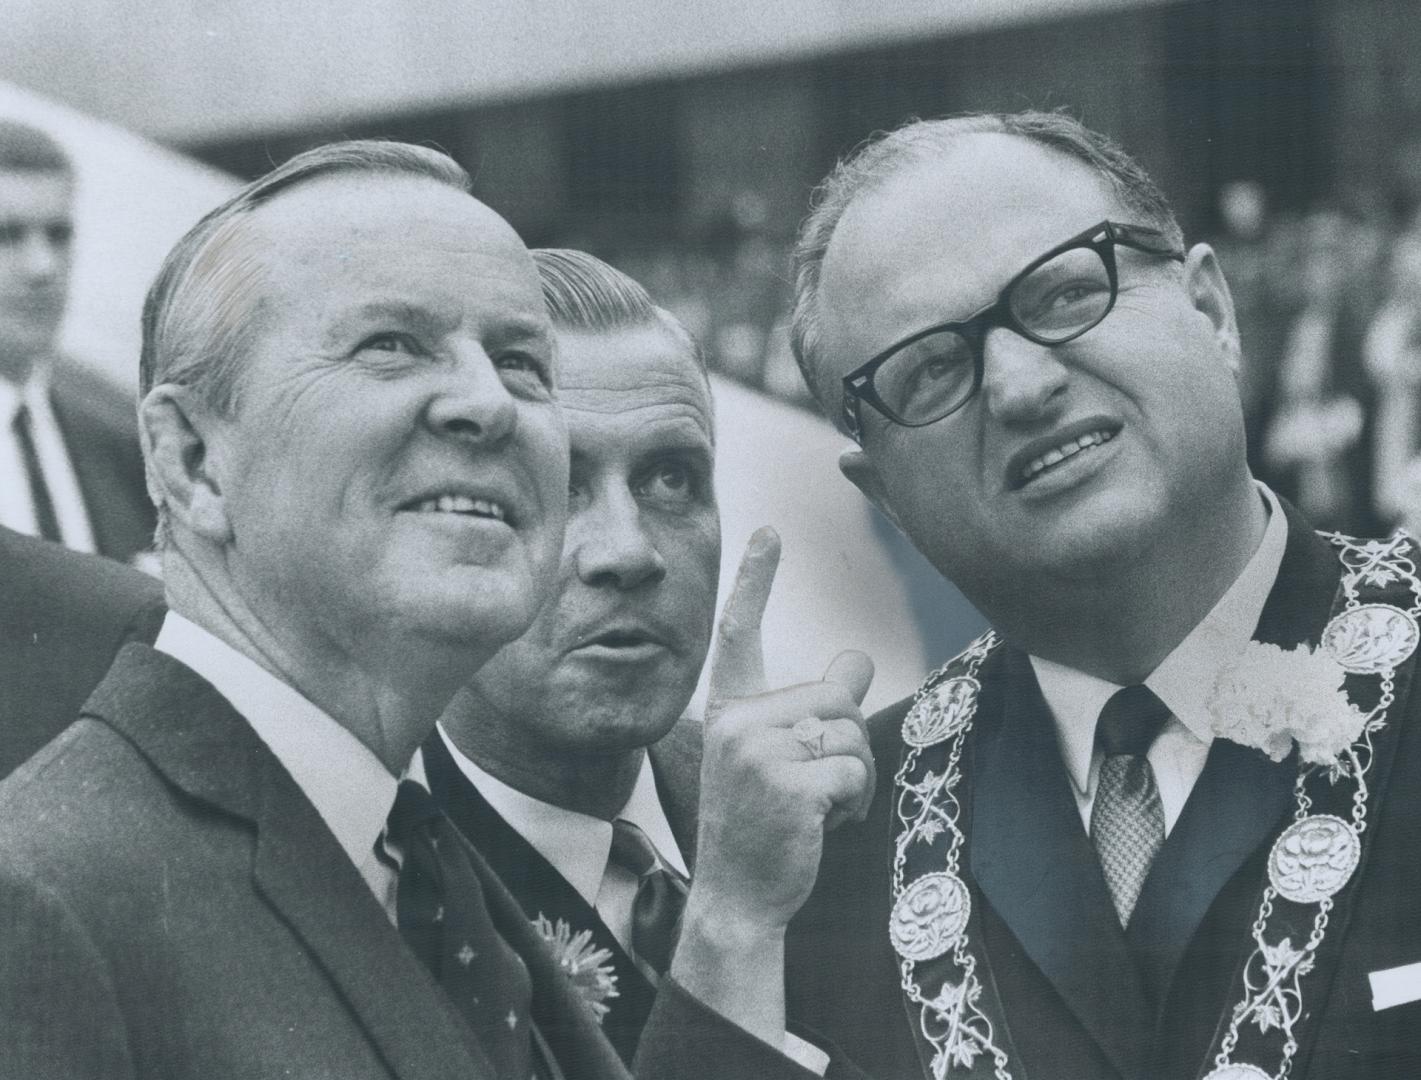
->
[1205, 641, 1367, 770]
[534, 914, 620, 1022]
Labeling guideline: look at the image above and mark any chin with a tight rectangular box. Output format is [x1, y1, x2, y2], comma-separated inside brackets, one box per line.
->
[568, 693, 688, 751]
[387, 578, 544, 657]
[1030, 493, 1172, 578]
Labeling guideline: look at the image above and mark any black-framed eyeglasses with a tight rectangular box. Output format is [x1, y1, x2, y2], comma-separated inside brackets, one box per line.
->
[839, 220, 1186, 441]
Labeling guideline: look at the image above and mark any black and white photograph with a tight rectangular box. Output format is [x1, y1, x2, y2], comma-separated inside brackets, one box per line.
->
[0, 1, 1418, 1077]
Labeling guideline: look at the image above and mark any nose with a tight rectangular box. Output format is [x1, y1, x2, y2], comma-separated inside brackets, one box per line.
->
[425, 348, 520, 446]
[18, 229, 64, 281]
[572, 485, 667, 591]
[978, 326, 1070, 425]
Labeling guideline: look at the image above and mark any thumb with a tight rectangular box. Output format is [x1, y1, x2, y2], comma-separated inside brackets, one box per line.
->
[821, 649, 874, 708]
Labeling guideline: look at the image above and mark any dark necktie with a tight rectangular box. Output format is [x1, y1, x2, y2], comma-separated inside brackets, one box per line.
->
[608, 818, 688, 978]
[1090, 685, 1171, 927]
[386, 780, 535, 1079]
[13, 402, 62, 543]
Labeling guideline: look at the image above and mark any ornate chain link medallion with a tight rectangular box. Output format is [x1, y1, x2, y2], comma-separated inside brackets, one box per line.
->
[1267, 814, 1361, 904]
[890, 871, 972, 962]
[903, 677, 980, 748]
[1203, 1064, 1274, 1080]
[1322, 602, 1419, 674]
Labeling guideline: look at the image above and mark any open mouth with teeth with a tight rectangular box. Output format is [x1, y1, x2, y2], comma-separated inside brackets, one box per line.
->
[407, 494, 511, 523]
[1018, 429, 1116, 487]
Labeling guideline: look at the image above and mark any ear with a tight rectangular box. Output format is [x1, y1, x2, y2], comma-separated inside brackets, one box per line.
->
[1182, 242, 1242, 377]
[839, 445, 903, 531]
[139, 384, 233, 543]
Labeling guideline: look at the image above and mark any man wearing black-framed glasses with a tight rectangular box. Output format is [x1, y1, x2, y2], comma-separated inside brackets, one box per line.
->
[686, 111, 1421, 1080]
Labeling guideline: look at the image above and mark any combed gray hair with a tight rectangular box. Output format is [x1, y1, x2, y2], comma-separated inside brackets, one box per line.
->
[532, 247, 709, 382]
[140, 139, 471, 408]
[140, 140, 472, 543]
[789, 110, 1184, 419]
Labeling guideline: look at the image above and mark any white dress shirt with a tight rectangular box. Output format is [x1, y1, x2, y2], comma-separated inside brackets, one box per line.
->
[0, 369, 96, 552]
[435, 722, 688, 953]
[153, 612, 405, 921]
[1030, 483, 1289, 835]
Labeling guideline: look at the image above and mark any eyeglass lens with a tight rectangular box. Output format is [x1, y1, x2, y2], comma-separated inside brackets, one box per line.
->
[876, 245, 1114, 424]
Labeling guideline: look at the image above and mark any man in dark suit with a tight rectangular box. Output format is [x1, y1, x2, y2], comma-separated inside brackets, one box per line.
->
[0, 140, 854, 1080]
[0, 119, 153, 562]
[0, 524, 162, 775]
[686, 110, 1421, 1079]
[0, 137, 583, 1079]
[431, 249, 716, 1065]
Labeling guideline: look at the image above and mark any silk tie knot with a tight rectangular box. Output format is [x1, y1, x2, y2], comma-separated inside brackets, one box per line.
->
[1095, 684, 1171, 758]
[608, 818, 687, 977]
[386, 779, 444, 842]
[609, 818, 665, 880]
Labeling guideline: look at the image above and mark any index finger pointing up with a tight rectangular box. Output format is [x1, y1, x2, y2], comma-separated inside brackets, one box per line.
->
[707, 526, 781, 707]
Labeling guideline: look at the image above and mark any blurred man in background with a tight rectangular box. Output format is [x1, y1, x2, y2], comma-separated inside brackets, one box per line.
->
[431, 249, 716, 1064]
[0, 119, 153, 561]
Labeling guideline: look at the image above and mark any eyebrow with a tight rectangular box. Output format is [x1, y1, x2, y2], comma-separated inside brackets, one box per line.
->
[320, 301, 550, 349]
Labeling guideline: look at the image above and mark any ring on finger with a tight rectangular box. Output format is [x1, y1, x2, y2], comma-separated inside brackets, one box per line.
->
[791, 716, 828, 758]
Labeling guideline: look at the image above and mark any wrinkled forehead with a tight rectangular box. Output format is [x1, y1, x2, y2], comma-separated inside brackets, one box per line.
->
[556, 323, 714, 433]
[817, 134, 1125, 371]
[825, 135, 1126, 304]
[251, 172, 542, 302]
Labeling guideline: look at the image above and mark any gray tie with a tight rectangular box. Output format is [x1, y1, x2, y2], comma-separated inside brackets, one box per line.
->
[1090, 685, 1171, 927]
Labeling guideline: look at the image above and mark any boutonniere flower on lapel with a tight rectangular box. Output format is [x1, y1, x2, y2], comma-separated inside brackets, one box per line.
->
[1205, 641, 1366, 768]
[533, 914, 620, 1022]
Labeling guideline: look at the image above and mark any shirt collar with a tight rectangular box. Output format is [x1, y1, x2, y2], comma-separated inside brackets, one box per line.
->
[153, 612, 399, 871]
[0, 366, 50, 424]
[435, 722, 688, 907]
[1031, 482, 1289, 796]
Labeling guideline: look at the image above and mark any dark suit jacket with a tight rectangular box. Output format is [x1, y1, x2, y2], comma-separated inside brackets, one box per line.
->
[0, 643, 800, 1080]
[0, 525, 162, 775]
[785, 503, 1421, 1080]
[424, 719, 702, 1065]
[48, 358, 155, 563]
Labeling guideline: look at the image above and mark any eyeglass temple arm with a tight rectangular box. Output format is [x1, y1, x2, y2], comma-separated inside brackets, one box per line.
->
[1109, 221, 1186, 260]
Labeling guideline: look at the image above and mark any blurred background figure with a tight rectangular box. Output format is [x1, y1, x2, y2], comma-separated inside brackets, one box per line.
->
[1365, 231, 1421, 532]
[0, 119, 153, 561]
[1260, 208, 1377, 533]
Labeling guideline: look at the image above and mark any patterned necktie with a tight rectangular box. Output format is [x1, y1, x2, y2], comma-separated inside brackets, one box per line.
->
[386, 780, 535, 1079]
[1090, 685, 1171, 927]
[608, 818, 688, 978]
[13, 402, 62, 543]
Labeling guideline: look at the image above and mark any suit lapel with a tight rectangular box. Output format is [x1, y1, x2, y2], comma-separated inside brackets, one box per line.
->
[1128, 502, 1344, 1007]
[89, 645, 492, 1080]
[423, 733, 657, 1065]
[968, 647, 1152, 1076]
[48, 380, 151, 561]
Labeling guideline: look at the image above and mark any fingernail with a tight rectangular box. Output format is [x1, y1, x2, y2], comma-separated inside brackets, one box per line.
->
[749, 525, 780, 553]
